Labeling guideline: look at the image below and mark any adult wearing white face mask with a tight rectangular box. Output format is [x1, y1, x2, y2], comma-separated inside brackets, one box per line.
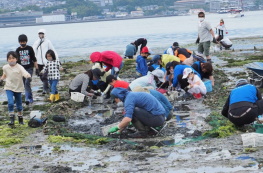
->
[195, 12, 217, 63]
[33, 29, 58, 94]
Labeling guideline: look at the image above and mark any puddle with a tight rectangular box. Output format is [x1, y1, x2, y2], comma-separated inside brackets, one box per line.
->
[105, 155, 122, 162]
[223, 67, 245, 73]
[39, 144, 85, 156]
[32, 86, 40, 92]
[169, 165, 259, 173]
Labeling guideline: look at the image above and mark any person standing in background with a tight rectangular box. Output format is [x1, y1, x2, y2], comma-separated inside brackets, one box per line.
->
[33, 29, 58, 94]
[16, 34, 39, 105]
[215, 19, 228, 41]
[195, 12, 217, 63]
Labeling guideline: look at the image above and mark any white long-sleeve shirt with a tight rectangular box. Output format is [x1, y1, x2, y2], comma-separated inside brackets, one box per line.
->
[33, 37, 58, 65]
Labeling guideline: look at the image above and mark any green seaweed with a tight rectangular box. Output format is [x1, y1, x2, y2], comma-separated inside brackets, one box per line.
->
[0, 121, 37, 146]
[48, 133, 111, 145]
[203, 111, 237, 138]
[32, 104, 52, 111]
[62, 60, 86, 69]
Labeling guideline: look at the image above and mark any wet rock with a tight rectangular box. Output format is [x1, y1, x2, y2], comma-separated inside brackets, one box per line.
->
[45, 165, 78, 173]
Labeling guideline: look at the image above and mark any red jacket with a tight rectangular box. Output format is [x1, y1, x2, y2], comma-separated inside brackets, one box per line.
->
[90, 51, 123, 72]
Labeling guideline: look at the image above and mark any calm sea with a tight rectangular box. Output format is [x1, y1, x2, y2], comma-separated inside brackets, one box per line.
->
[0, 10, 262, 63]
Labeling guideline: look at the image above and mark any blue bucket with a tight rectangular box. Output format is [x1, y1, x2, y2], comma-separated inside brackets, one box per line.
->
[204, 80, 213, 92]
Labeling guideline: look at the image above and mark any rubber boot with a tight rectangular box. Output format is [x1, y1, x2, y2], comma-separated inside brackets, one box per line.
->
[49, 94, 55, 102]
[18, 116, 24, 125]
[128, 118, 148, 138]
[8, 114, 15, 125]
[54, 93, 60, 102]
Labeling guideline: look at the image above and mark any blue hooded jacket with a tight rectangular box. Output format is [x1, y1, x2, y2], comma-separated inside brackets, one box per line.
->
[149, 89, 172, 118]
[111, 88, 166, 119]
[136, 55, 148, 76]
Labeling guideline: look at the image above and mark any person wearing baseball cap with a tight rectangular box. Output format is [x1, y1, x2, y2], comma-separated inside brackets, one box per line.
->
[136, 46, 151, 77]
[129, 69, 165, 91]
[182, 68, 207, 99]
[108, 87, 165, 138]
[222, 79, 263, 127]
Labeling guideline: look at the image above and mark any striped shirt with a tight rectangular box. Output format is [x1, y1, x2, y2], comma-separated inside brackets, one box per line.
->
[69, 73, 90, 96]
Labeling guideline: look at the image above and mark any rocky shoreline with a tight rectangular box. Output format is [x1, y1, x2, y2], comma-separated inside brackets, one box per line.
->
[0, 38, 263, 172]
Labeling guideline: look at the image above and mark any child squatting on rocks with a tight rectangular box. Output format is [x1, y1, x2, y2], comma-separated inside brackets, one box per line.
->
[182, 68, 207, 99]
[40, 49, 63, 102]
[0, 51, 32, 125]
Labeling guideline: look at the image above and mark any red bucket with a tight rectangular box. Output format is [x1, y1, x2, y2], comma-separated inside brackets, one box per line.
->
[157, 88, 167, 94]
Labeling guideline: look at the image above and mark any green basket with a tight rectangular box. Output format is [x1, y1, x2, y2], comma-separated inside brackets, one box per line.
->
[253, 123, 263, 134]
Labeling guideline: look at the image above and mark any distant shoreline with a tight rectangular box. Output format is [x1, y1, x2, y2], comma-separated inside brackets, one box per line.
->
[0, 14, 178, 28]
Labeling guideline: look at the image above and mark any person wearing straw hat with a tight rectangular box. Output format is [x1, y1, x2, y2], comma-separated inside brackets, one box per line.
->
[221, 79, 263, 127]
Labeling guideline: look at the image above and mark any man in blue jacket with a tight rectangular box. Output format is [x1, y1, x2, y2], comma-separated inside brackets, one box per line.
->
[133, 86, 173, 121]
[221, 79, 263, 126]
[108, 87, 166, 138]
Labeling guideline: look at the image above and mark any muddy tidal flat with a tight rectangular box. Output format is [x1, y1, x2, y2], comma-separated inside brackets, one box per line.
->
[0, 37, 263, 173]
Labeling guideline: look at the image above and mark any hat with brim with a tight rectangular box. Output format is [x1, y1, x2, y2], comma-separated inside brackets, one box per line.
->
[152, 69, 165, 83]
[92, 68, 104, 79]
[235, 79, 248, 87]
[182, 68, 193, 79]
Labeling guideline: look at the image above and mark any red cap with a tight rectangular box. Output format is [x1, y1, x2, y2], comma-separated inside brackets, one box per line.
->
[141, 47, 150, 54]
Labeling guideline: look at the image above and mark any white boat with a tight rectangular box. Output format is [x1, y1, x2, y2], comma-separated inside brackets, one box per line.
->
[228, 7, 244, 18]
[217, 8, 229, 14]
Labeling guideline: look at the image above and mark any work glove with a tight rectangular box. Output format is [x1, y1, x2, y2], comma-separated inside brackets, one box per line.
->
[0, 80, 4, 86]
[27, 77, 32, 82]
[114, 67, 119, 72]
[196, 37, 200, 44]
[212, 37, 217, 44]
[108, 126, 119, 133]
[35, 69, 40, 76]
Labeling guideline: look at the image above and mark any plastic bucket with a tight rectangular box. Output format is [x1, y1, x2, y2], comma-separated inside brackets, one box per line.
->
[30, 111, 42, 119]
[204, 80, 213, 92]
[253, 123, 263, 134]
[71, 92, 85, 102]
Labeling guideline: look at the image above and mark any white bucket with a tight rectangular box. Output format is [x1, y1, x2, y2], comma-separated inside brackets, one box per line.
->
[30, 111, 42, 119]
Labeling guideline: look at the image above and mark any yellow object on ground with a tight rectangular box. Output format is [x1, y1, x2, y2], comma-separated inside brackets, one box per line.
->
[49, 94, 55, 102]
[54, 94, 60, 102]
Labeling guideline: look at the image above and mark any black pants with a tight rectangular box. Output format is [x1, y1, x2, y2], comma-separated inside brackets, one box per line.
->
[228, 105, 259, 127]
[69, 84, 89, 96]
[38, 64, 49, 92]
[157, 81, 169, 89]
[132, 107, 165, 127]
[177, 74, 189, 89]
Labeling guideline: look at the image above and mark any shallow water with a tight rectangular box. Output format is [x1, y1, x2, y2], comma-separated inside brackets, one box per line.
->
[0, 11, 263, 64]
